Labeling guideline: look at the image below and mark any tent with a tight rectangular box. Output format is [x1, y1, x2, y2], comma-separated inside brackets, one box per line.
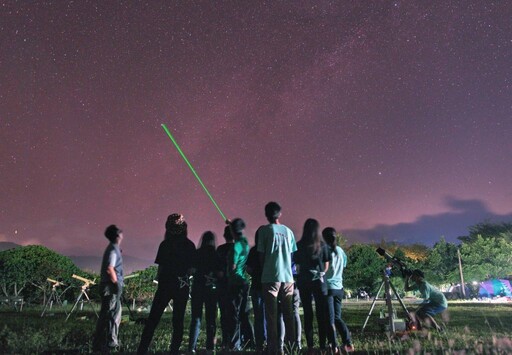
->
[478, 279, 512, 298]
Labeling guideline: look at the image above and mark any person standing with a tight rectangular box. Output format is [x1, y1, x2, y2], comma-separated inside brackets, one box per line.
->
[92, 225, 124, 352]
[294, 219, 333, 352]
[227, 218, 254, 350]
[216, 225, 235, 349]
[188, 231, 218, 353]
[257, 201, 297, 354]
[246, 228, 266, 352]
[137, 214, 196, 355]
[277, 254, 302, 351]
[322, 227, 353, 353]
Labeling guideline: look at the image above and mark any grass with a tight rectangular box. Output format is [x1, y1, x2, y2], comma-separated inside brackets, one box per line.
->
[1, 301, 511, 354]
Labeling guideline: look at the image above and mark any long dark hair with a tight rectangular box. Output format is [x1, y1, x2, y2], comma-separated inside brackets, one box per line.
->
[300, 218, 322, 256]
[199, 231, 216, 250]
[322, 227, 339, 256]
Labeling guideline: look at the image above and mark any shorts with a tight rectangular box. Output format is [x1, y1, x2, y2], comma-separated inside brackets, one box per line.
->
[417, 303, 446, 317]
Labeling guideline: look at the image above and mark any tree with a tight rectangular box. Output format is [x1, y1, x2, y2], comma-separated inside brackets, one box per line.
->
[336, 232, 348, 249]
[0, 245, 82, 303]
[123, 266, 158, 307]
[400, 243, 430, 261]
[423, 237, 459, 284]
[459, 235, 512, 281]
[459, 221, 512, 243]
[375, 240, 429, 262]
[344, 244, 386, 295]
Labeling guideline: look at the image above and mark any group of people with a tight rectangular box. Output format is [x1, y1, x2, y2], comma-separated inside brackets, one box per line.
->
[92, 201, 447, 354]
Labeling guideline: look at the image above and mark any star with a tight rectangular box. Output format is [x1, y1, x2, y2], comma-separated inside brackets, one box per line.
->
[178, 276, 191, 289]
[310, 270, 325, 283]
[205, 274, 217, 287]
[0, 1, 510, 258]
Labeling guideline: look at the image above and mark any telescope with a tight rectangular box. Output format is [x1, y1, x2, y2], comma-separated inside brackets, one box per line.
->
[41, 278, 69, 317]
[72, 274, 96, 285]
[376, 248, 412, 277]
[47, 278, 65, 287]
[362, 248, 414, 334]
[67, 275, 98, 321]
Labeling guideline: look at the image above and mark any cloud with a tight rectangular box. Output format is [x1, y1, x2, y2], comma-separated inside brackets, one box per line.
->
[344, 196, 512, 245]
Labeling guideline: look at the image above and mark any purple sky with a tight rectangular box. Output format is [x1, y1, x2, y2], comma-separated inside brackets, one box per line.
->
[1, 1, 511, 261]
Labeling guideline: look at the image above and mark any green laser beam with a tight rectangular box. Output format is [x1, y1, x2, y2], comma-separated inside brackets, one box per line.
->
[161, 123, 227, 221]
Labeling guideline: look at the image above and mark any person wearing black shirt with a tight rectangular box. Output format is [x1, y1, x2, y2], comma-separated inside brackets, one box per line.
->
[294, 218, 334, 352]
[188, 231, 218, 352]
[246, 227, 266, 352]
[137, 214, 196, 355]
[216, 225, 235, 349]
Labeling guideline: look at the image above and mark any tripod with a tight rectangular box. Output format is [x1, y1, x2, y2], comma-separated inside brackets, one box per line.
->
[41, 284, 71, 317]
[362, 270, 412, 333]
[66, 284, 98, 321]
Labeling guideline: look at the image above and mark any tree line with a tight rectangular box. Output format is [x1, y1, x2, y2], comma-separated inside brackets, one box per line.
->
[1, 222, 511, 305]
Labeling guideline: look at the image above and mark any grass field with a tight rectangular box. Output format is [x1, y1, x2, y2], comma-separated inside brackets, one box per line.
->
[1, 301, 511, 354]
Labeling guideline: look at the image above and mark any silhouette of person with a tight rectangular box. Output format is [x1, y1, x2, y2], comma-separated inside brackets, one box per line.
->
[92, 225, 124, 351]
[257, 202, 297, 354]
[137, 214, 196, 355]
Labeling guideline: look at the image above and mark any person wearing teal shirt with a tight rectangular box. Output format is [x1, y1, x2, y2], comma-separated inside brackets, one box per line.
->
[229, 223, 249, 285]
[227, 218, 254, 350]
[257, 202, 297, 354]
[405, 269, 448, 331]
[322, 227, 353, 353]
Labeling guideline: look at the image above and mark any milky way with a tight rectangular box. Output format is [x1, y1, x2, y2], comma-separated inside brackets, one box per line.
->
[1, 1, 511, 260]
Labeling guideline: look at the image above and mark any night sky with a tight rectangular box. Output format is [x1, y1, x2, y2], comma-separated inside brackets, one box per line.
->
[1, 1, 511, 261]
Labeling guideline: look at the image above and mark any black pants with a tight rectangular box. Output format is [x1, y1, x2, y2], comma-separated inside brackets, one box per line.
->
[228, 283, 254, 350]
[137, 282, 189, 355]
[326, 288, 351, 347]
[240, 288, 255, 349]
[93, 283, 122, 350]
[298, 281, 331, 349]
[188, 284, 217, 351]
[250, 288, 266, 350]
[217, 282, 231, 347]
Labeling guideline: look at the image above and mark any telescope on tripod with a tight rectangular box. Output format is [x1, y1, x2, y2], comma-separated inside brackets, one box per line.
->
[41, 277, 71, 317]
[66, 274, 98, 321]
[361, 248, 413, 334]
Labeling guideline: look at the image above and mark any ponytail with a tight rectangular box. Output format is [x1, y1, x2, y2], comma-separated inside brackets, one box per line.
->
[322, 227, 339, 257]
